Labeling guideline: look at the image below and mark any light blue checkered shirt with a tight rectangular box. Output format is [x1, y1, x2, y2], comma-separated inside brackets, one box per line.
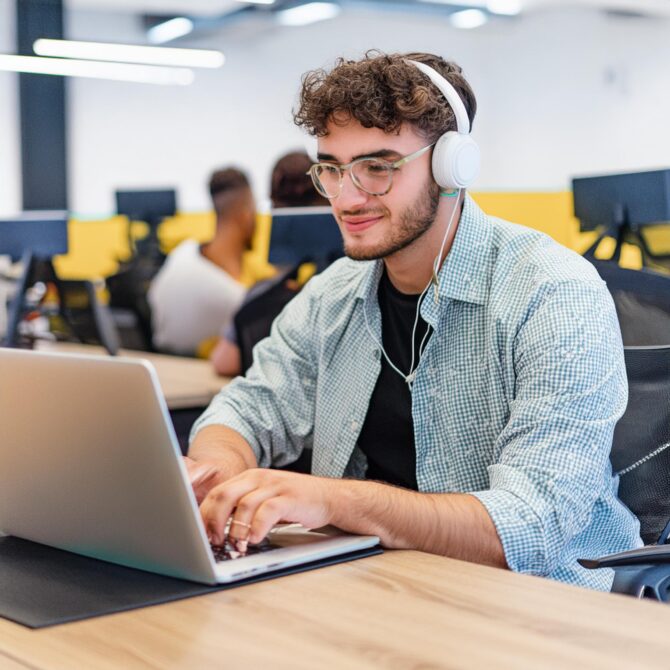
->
[192, 194, 642, 590]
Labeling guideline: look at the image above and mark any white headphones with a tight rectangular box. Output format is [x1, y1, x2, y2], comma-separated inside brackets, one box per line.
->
[406, 59, 480, 190]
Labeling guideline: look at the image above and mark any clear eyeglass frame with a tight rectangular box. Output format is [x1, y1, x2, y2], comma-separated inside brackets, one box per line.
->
[307, 143, 435, 199]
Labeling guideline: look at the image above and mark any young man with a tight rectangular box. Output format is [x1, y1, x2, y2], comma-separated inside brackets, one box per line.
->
[149, 168, 257, 356]
[187, 52, 641, 589]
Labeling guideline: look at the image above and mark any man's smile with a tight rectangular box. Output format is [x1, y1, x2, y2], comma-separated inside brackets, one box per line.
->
[340, 213, 385, 233]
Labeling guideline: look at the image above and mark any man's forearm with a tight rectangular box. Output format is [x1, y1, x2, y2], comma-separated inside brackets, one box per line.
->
[329, 480, 508, 568]
[188, 425, 258, 475]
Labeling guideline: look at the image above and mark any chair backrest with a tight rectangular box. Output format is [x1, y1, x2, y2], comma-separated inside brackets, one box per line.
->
[234, 265, 301, 374]
[591, 260, 670, 346]
[105, 255, 160, 352]
[58, 280, 121, 356]
[611, 345, 670, 544]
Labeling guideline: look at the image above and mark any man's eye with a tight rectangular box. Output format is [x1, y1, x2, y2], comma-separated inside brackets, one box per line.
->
[364, 162, 389, 174]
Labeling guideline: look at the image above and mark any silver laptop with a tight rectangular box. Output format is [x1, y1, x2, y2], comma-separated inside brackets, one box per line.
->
[0, 348, 379, 584]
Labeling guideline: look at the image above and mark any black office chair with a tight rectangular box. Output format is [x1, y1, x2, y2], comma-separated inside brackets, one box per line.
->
[234, 264, 302, 375]
[56, 279, 121, 356]
[105, 255, 159, 352]
[580, 345, 670, 599]
[233, 264, 313, 473]
[610, 345, 670, 545]
[590, 261, 670, 346]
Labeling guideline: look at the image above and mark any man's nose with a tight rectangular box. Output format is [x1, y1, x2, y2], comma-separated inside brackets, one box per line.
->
[335, 169, 369, 209]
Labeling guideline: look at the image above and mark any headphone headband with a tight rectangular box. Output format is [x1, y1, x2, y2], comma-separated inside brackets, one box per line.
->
[405, 58, 479, 190]
[406, 59, 471, 135]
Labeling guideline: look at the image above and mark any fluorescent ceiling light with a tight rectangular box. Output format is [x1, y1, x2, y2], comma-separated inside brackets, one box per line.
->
[450, 8, 489, 28]
[487, 0, 522, 15]
[0, 54, 194, 85]
[33, 39, 224, 69]
[237, 0, 275, 4]
[147, 17, 194, 44]
[277, 2, 341, 26]
[418, 0, 523, 14]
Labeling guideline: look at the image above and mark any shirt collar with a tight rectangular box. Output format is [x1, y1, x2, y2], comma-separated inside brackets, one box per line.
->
[432, 192, 491, 306]
[354, 192, 492, 308]
[355, 259, 384, 302]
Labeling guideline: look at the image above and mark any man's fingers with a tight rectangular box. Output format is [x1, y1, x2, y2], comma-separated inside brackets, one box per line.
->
[227, 486, 281, 542]
[184, 460, 222, 504]
[249, 496, 294, 544]
[198, 470, 333, 550]
[200, 486, 238, 546]
[199, 471, 264, 545]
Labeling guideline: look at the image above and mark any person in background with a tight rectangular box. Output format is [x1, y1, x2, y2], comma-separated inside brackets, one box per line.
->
[209, 151, 327, 376]
[149, 168, 256, 356]
[269, 151, 329, 208]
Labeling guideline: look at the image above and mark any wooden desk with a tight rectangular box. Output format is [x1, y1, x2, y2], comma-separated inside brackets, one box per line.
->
[34, 341, 229, 410]
[0, 551, 668, 669]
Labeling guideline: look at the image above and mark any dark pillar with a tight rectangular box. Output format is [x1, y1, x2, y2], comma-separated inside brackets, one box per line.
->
[17, 0, 68, 210]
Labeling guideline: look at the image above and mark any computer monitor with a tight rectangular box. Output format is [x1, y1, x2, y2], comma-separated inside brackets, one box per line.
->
[572, 169, 670, 233]
[572, 169, 670, 267]
[268, 206, 343, 267]
[0, 211, 69, 262]
[115, 188, 176, 261]
[115, 189, 177, 227]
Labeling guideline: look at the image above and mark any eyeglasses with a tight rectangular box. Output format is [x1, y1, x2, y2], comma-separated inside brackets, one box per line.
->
[307, 143, 434, 199]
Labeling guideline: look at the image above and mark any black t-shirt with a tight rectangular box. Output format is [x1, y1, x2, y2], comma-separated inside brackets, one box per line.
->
[357, 269, 432, 490]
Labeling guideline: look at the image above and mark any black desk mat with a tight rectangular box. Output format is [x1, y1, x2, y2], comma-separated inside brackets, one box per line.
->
[0, 536, 382, 628]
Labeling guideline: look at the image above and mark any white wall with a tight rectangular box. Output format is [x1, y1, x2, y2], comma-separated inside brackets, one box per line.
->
[0, 0, 20, 216]
[57, 5, 670, 214]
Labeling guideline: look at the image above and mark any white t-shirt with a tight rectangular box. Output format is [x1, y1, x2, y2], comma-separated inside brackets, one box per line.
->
[148, 239, 246, 355]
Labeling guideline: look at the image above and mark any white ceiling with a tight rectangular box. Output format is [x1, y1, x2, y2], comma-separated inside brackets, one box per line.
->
[64, 0, 670, 16]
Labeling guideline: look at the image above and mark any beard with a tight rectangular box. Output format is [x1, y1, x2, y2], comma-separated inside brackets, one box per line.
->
[341, 178, 440, 261]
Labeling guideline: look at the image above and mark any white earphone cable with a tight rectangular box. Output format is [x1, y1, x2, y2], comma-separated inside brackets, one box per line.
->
[363, 188, 462, 390]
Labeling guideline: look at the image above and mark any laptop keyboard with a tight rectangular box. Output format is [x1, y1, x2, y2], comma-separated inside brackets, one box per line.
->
[211, 537, 278, 562]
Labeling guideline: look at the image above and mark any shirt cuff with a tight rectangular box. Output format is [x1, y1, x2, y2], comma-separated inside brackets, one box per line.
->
[470, 486, 549, 575]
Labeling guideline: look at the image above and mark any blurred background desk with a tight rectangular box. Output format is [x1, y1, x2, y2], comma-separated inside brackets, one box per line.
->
[0, 550, 669, 669]
[34, 341, 229, 449]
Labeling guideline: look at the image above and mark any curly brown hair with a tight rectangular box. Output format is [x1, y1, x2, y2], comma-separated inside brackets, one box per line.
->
[294, 50, 477, 142]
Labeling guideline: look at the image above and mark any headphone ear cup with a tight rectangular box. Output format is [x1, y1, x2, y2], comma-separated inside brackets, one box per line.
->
[431, 132, 481, 190]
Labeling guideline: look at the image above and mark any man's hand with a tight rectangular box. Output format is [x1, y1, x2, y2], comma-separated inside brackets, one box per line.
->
[193, 443, 506, 568]
[200, 469, 336, 550]
[183, 456, 231, 504]
[186, 425, 259, 504]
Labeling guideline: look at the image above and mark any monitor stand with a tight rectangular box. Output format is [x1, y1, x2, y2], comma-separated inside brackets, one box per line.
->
[3, 251, 42, 348]
[581, 206, 670, 271]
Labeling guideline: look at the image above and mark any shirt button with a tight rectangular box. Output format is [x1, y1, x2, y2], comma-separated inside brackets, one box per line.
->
[351, 420, 359, 431]
[373, 349, 381, 360]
